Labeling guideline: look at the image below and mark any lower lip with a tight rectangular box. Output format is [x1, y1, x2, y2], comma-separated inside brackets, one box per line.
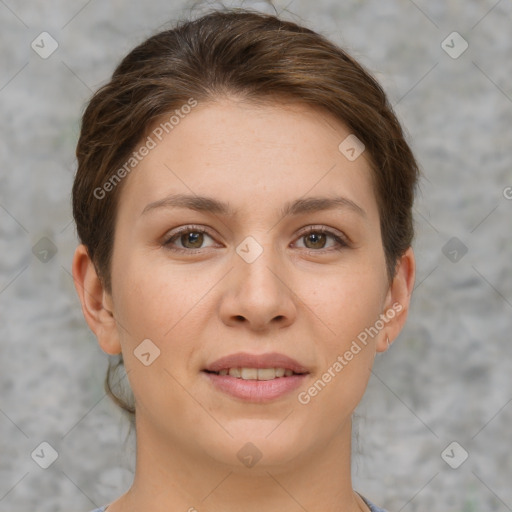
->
[202, 372, 308, 402]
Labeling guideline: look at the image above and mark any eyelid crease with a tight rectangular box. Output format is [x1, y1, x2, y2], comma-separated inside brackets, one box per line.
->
[297, 224, 350, 244]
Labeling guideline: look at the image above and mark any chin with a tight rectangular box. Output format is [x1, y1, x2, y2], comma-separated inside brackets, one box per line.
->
[200, 421, 309, 471]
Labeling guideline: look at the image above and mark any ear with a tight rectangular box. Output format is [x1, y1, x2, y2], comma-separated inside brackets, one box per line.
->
[376, 246, 416, 353]
[71, 244, 121, 355]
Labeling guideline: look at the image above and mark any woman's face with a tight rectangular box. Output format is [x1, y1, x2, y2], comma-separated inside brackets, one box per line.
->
[94, 98, 413, 470]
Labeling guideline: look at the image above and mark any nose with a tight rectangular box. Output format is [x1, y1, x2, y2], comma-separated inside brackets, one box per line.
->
[218, 240, 297, 332]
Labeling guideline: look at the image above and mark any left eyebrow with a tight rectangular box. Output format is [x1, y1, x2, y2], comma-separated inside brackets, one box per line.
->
[280, 196, 366, 218]
[141, 193, 366, 218]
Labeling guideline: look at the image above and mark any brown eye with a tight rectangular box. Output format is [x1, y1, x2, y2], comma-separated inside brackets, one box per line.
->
[180, 231, 204, 249]
[295, 227, 348, 252]
[303, 232, 327, 249]
[163, 226, 216, 252]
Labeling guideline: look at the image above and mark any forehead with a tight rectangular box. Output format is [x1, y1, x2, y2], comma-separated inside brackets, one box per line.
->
[117, 98, 379, 223]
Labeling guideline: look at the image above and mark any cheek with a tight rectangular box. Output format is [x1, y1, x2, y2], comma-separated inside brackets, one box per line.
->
[111, 252, 215, 359]
[110, 258, 208, 415]
[294, 270, 385, 427]
[301, 264, 387, 341]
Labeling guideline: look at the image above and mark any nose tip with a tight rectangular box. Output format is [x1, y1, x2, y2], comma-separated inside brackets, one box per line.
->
[232, 312, 288, 329]
[219, 252, 297, 331]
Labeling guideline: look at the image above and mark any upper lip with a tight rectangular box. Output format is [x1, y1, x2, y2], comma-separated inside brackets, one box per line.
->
[203, 352, 310, 374]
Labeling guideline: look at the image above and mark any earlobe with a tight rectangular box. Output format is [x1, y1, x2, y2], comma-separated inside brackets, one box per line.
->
[71, 244, 122, 355]
[377, 247, 416, 352]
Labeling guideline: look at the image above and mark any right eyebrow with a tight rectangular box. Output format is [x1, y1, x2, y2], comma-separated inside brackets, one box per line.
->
[141, 193, 236, 217]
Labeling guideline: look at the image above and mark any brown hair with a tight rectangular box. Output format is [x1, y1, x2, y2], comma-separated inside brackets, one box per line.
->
[73, 7, 420, 416]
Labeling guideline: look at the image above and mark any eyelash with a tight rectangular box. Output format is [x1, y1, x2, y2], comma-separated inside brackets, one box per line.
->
[162, 224, 349, 254]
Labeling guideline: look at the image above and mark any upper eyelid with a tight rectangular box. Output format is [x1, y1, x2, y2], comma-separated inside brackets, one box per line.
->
[296, 224, 347, 238]
[294, 226, 350, 248]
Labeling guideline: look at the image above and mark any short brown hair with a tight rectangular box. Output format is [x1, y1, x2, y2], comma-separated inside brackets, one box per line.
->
[73, 7, 420, 415]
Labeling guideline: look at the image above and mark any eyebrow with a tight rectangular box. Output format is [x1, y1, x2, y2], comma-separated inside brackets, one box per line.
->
[141, 193, 366, 218]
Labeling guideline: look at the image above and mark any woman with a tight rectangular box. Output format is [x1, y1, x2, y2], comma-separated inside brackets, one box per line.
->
[72, 7, 418, 511]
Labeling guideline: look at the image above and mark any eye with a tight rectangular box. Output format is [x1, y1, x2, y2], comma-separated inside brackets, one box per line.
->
[162, 225, 349, 254]
[163, 225, 217, 252]
[294, 226, 349, 252]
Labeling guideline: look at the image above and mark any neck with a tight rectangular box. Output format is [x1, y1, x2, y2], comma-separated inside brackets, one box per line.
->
[110, 415, 364, 512]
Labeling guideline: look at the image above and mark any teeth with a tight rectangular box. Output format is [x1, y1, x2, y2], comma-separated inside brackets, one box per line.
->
[228, 368, 241, 378]
[218, 368, 297, 380]
[257, 368, 276, 381]
[240, 368, 258, 380]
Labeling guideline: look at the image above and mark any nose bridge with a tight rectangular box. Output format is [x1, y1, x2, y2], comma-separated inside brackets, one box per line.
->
[220, 232, 296, 329]
[235, 233, 284, 299]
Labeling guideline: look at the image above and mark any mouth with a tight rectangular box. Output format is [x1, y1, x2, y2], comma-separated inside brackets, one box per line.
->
[202, 352, 310, 402]
[203, 367, 307, 380]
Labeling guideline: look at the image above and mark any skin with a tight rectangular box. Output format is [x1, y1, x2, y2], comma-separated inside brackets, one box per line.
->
[72, 98, 415, 512]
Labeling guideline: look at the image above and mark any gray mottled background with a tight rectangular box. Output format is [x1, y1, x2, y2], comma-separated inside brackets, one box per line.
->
[1, 0, 511, 511]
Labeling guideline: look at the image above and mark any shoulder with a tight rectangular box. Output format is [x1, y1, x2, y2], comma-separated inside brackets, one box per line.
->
[87, 500, 386, 512]
[360, 495, 389, 512]
[367, 503, 388, 512]
[87, 499, 388, 512]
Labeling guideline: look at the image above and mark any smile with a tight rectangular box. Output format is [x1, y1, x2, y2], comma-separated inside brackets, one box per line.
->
[205, 367, 303, 380]
[202, 369, 309, 402]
